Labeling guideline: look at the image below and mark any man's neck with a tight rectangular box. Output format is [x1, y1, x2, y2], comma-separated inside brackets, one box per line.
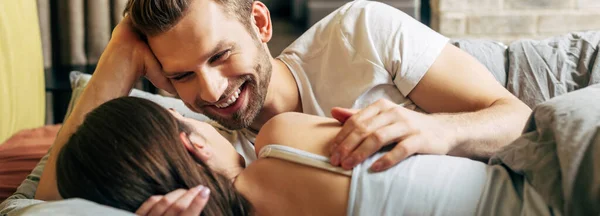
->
[249, 58, 301, 132]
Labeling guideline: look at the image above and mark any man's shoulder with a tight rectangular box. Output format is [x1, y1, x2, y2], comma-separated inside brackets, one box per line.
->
[281, 0, 412, 52]
[336, 1, 412, 25]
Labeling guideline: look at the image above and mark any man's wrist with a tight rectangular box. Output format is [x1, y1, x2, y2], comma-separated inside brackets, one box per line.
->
[433, 114, 464, 153]
[94, 43, 143, 85]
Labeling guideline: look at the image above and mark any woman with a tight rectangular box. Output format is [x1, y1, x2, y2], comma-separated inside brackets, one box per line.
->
[56, 97, 547, 216]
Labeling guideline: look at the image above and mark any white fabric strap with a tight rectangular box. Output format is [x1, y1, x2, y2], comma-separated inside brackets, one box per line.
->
[258, 145, 353, 176]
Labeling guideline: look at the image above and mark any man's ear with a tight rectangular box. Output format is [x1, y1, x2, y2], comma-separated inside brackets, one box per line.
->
[251, 1, 272, 43]
[179, 132, 212, 162]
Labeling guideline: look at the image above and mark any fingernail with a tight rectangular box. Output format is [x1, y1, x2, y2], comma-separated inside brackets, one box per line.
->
[331, 152, 340, 165]
[370, 162, 383, 172]
[342, 157, 356, 168]
[193, 185, 204, 192]
[200, 188, 211, 198]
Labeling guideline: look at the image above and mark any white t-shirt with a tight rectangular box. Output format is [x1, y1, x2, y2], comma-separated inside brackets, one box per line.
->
[224, 0, 449, 164]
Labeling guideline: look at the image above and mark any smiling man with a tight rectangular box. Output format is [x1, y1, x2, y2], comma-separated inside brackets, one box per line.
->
[33, 0, 531, 214]
[145, 0, 277, 131]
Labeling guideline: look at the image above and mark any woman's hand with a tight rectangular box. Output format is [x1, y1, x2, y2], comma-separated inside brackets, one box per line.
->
[136, 185, 210, 216]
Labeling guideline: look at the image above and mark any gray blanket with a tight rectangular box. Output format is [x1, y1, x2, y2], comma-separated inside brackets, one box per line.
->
[454, 31, 600, 108]
[490, 84, 600, 216]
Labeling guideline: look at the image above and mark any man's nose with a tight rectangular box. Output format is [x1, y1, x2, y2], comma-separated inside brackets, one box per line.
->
[195, 69, 227, 103]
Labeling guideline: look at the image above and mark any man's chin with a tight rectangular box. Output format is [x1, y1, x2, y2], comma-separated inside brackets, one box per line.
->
[204, 111, 254, 130]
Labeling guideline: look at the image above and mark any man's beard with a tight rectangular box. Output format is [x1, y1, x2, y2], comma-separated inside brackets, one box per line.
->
[202, 48, 272, 130]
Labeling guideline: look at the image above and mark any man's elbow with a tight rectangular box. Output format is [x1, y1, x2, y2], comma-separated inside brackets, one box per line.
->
[493, 97, 532, 119]
[491, 97, 532, 145]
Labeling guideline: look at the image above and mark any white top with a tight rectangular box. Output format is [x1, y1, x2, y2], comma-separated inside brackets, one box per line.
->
[259, 144, 352, 176]
[258, 144, 489, 216]
[223, 0, 449, 165]
[257, 145, 552, 216]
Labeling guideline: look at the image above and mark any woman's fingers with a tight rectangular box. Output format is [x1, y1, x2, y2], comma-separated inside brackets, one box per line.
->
[180, 188, 211, 216]
[136, 195, 163, 216]
[146, 189, 187, 216]
[136, 186, 210, 216]
[163, 186, 206, 216]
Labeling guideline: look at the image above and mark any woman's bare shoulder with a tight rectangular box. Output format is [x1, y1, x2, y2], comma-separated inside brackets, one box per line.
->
[255, 112, 342, 157]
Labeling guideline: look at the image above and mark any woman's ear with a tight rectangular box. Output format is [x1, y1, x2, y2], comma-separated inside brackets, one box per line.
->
[251, 1, 272, 43]
[179, 132, 212, 163]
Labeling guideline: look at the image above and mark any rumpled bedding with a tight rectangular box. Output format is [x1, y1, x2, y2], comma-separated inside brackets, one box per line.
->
[454, 31, 600, 107]
[506, 31, 600, 108]
[455, 31, 600, 215]
[490, 84, 600, 216]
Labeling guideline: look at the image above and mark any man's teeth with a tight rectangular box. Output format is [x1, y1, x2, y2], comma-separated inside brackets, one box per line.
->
[215, 88, 242, 108]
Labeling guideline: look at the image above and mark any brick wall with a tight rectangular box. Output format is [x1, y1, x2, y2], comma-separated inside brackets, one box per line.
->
[431, 0, 600, 44]
[307, 0, 420, 26]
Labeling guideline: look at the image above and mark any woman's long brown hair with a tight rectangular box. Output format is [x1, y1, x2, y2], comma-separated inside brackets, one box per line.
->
[56, 97, 252, 215]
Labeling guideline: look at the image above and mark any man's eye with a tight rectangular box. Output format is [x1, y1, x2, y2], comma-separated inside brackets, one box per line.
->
[209, 50, 231, 63]
[171, 73, 191, 81]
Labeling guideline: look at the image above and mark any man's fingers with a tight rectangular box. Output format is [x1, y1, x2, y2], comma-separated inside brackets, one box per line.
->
[336, 111, 399, 168]
[136, 195, 163, 216]
[330, 103, 386, 159]
[180, 188, 211, 216]
[330, 107, 359, 124]
[147, 189, 187, 216]
[331, 108, 398, 166]
[164, 186, 205, 216]
[143, 46, 177, 94]
[341, 123, 407, 170]
[331, 99, 397, 147]
[370, 136, 421, 172]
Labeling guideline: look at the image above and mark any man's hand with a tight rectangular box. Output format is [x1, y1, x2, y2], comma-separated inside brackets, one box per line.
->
[35, 16, 175, 200]
[104, 16, 176, 94]
[136, 185, 210, 216]
[329, 99, 454, 172]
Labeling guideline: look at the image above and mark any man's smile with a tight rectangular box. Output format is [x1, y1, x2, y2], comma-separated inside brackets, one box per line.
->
[208, 82, 249, 116]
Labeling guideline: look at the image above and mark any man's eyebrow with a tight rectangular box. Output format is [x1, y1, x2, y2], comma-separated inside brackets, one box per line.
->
[204, 40, 229, 63]
[163, 40, 230, 76]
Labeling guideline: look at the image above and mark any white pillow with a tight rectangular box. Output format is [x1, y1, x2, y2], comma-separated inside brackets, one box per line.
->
[66, 71, 209, 122]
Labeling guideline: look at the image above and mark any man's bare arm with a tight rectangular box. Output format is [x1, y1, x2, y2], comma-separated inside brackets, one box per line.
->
[35, 18, 173, 200]
[409, 44, 531, 161]
[330, 44, 531, 171]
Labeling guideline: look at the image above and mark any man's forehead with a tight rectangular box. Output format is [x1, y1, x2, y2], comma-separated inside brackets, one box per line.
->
[147, 1, 239, 73]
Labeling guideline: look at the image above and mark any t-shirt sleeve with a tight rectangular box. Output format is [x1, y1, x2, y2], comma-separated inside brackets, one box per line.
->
[338, 1, 449, 96]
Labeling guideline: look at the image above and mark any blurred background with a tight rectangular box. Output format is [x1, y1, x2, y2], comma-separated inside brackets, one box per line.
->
[22, 0, 600, 125]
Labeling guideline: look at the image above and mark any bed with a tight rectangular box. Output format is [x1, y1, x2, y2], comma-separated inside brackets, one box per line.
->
[1, 21, 599, 216]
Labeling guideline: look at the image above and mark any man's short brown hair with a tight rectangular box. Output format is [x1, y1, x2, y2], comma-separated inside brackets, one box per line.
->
[124, 0, 254, 36]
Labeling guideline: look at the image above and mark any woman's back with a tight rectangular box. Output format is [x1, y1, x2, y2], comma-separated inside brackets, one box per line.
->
[234, 114, 351, 216]
[234, 112, 544, 216]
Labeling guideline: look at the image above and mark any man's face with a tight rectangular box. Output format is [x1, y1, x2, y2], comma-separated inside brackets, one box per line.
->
[148, 0, 272, 130]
